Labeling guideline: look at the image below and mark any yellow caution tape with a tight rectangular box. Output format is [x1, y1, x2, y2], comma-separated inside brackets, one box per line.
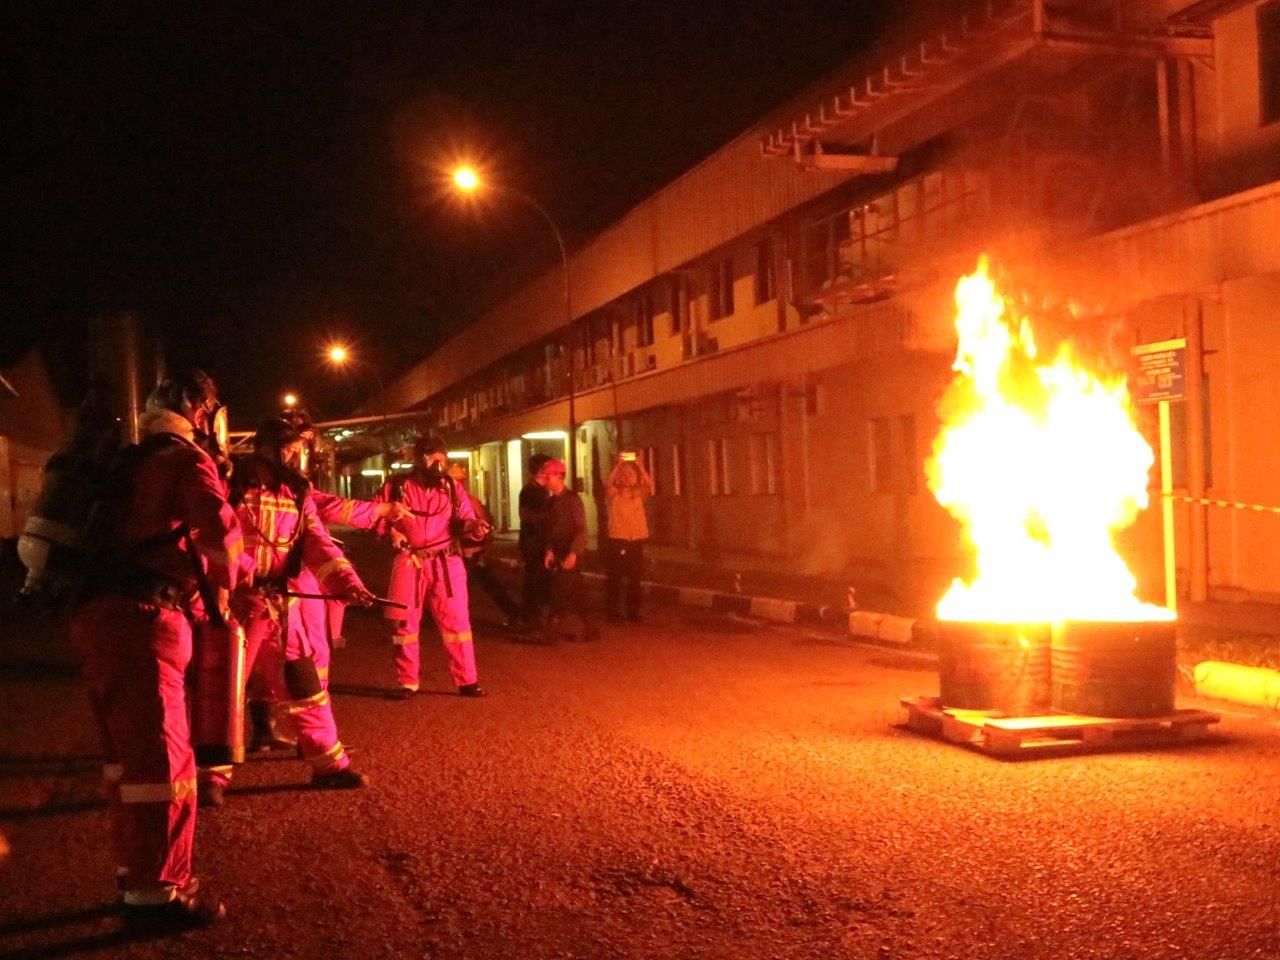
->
[1162, 493, 1280, 515]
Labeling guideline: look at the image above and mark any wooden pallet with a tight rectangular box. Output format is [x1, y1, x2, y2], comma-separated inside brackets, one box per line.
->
[901, 696, 1221, 758]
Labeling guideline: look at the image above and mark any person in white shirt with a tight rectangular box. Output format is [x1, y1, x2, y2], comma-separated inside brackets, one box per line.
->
[603, 452, 654, 622]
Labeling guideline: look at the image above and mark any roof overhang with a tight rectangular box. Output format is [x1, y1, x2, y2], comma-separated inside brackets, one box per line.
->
[762, 0, 1213, 169]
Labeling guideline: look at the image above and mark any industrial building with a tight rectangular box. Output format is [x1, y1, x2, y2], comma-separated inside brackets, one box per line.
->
[336, 0, 1280, 610]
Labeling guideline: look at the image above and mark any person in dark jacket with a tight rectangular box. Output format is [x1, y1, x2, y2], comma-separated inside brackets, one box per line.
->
[541, 458, 600, 642]
[517, 453, 553, 627]
[448, 463, 522, 625]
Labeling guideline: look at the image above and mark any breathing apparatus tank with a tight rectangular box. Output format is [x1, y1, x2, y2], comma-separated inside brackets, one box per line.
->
[16, 389, 124, 607]
[16, 314, 161, 607]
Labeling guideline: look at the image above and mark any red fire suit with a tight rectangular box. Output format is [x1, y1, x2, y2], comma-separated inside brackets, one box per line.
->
[69, 410, 244, 904]
[374, 473, 478, 691]
[232, 459, 367, 774]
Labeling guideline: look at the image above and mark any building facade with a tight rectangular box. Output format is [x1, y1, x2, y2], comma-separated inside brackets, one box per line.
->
[339, 0, 1280, 611]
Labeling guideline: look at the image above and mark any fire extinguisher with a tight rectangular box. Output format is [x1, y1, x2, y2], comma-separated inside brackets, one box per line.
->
[190, 615, 247, 766]
[183, 531, 248, 767]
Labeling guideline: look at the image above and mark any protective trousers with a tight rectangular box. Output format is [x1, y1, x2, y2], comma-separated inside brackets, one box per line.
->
[71, 595, 197, 901]
[387, 550, 476, 690]
[240, 590, 349, 774]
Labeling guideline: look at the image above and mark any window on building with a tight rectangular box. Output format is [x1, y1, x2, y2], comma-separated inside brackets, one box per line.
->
[749, 433, 779, 495]
[869, 415, 919, 494]
[668, 277, 685, 336]
[898, 414, 918, 495]
[1261, 2, 1280, 125]
[637, 445, 659, 494]
[635, 294, 655, 347]
[754, 238, 776, 305]
[707, 438, 731, 495]
[869, 417, 895, 494]
[709, 257, 734, 321]
[670, 442, 685, 496]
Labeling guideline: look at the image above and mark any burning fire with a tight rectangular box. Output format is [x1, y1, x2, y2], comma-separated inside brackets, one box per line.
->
[927, 257, 1172, 624]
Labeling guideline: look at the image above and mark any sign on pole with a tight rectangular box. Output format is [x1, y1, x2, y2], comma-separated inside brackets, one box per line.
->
[1132, 338, 1187, 614]
[1131, 338, 1186, 405]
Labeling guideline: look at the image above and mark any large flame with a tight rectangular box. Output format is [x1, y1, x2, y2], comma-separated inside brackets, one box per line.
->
[928, 257, 1172, 623]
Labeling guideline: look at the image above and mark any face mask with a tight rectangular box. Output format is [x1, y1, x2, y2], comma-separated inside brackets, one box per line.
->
[194, 402, 229, 464]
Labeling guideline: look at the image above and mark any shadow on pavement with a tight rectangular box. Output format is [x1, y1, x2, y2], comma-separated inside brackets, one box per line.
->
[0, 931, 127, 960]
[229, 782, 320, 798]
[0, 757, 103, 781]
[0, 902, 126, 960]
[0, 798, 103, 823]
[329, 684, 454, 700]
[0, 904, 117, 938]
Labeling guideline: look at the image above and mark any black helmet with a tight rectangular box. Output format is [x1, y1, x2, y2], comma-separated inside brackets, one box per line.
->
[414, 435, 447, 460]
[148, 369, 218, 416]
[253, 417, 302, 452]
[280, 406, 316, 438]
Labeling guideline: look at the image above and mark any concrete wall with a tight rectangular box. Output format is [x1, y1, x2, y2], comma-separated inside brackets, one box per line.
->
[1209, 3, 1280, 196]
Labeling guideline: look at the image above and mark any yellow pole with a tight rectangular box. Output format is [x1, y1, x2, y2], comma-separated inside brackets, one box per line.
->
[1159, 399, 1177, 614]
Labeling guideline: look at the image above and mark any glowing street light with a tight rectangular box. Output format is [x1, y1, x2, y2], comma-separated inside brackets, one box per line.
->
[452, 165, 480, 194]
[327, 343, 349, 365]
[282, 392, 299, 408]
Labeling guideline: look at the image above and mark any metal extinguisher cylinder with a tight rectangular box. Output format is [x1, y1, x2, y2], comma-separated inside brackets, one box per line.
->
[190, 617, 248, 766]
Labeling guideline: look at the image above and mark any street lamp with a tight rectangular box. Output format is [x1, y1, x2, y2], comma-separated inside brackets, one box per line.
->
[449, 164, 577, 487]
[282, 392, 299, 409]
[324, 341, 392, 480]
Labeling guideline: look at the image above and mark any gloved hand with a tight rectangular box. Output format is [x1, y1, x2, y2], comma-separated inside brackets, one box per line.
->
[464, 518, 493, 542]
[344, 584, 377, 608]
[375, 501, 413, 522]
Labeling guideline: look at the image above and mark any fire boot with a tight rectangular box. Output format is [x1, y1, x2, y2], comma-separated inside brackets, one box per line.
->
[121, 879, 226, 935]
[247, 701, 297, 754]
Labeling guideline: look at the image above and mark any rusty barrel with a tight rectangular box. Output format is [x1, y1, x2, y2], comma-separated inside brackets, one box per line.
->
[937, 621, 1052, 714]
[1050, 620, 1176, 718]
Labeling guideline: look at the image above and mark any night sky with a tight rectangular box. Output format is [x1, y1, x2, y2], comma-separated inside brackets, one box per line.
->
[7, 1, 908, 423]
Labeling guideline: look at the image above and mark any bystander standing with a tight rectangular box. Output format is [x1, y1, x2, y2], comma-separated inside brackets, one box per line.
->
[603, 451, 654, 622]
[542, 458, 600, 642]
[518, 454, 553, 627]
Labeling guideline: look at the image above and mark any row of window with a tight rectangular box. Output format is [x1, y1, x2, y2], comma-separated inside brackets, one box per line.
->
[633, 418, 917, 500]
[629, 433, 780, 499]
[621, 238, 776, 349]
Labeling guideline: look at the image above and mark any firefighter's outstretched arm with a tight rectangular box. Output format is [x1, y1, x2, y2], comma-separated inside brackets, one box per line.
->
[300, 495, 374, 605]
[312, 488, 411, 530]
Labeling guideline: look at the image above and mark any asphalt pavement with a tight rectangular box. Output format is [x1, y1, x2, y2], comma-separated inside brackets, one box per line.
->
[1, 574, 1279, 960]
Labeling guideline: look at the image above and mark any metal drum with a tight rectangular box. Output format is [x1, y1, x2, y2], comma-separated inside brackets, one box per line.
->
[1051, 621, 1176, 718]
[938, 621, 1052, 714]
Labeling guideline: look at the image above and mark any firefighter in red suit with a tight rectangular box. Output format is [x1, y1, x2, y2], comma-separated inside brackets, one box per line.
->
[284, 409, 411, 654]
[374, 436, 488, 698]
[69, 370, 241, 933]
[221, 418, 375, 799]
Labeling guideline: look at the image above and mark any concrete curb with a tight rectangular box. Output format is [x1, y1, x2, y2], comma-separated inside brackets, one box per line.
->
[493, 555, 920, 637]
[1193, 661, 1280, 711]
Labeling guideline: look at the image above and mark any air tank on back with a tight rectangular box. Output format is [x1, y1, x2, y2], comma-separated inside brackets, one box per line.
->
[16, 313, 161, 605]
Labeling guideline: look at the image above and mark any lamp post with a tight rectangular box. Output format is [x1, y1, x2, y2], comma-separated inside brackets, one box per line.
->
[325, 342, 392, 486]
[451, 165, 577, 487]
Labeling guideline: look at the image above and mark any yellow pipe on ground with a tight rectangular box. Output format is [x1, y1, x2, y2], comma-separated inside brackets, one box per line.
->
[1193, 661, 1280, 710]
